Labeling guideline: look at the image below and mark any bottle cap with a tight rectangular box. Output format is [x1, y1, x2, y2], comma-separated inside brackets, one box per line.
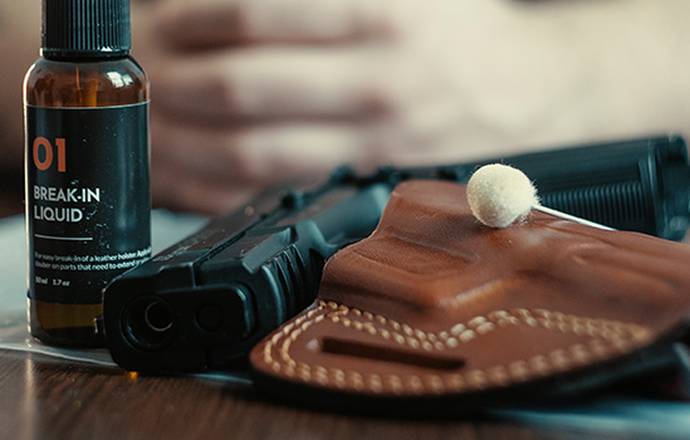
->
[42, 0, 132, 59]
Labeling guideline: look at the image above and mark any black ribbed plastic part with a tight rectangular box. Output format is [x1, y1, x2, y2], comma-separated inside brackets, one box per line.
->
[272, 245, 311, 317]
[42, 0, 131, 58]
[540, 182, 649, 231]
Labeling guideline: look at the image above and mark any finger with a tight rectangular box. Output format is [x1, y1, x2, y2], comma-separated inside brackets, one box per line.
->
[152, 47, 392, 121]
[155, 0, 394, 49]
[152, 153, 259, 214]
[151, 112, 375, 184]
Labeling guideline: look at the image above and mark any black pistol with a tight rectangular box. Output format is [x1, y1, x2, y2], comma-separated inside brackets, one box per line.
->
[103, 135, 690, 372]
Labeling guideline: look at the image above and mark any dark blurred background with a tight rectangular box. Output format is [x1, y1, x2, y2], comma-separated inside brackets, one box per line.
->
[2, 0, 689, 217]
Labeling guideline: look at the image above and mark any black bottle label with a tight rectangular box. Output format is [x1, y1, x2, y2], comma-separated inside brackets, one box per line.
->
[25, 103, 151, 304]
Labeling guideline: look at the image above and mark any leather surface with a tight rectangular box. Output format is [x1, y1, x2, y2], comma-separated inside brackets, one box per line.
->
[250, 180, 690, 399]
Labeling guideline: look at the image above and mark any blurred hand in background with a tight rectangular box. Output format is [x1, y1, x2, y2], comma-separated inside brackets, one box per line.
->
[2, 0, 690, 214]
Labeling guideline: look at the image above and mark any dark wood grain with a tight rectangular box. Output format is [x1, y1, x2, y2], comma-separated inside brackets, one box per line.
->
[0, 351, 636, 440]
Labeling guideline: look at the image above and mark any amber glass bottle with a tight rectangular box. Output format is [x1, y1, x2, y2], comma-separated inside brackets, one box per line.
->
[24, 0, 151, 346]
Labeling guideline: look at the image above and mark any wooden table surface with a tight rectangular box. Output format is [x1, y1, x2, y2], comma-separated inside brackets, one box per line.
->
[0, 350, 635, 440]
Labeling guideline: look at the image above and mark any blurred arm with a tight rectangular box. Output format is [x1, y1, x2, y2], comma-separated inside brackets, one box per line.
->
[0, 0, 40, 180]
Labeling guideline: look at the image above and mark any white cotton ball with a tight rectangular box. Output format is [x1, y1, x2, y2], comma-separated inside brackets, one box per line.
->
[466, 164, 538, 228]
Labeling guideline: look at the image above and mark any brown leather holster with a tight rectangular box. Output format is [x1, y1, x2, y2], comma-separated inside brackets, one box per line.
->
[250, 181, 690, 409]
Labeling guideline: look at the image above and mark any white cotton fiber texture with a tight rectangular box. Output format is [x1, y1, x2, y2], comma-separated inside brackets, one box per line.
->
[466, 164, 538, 228]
